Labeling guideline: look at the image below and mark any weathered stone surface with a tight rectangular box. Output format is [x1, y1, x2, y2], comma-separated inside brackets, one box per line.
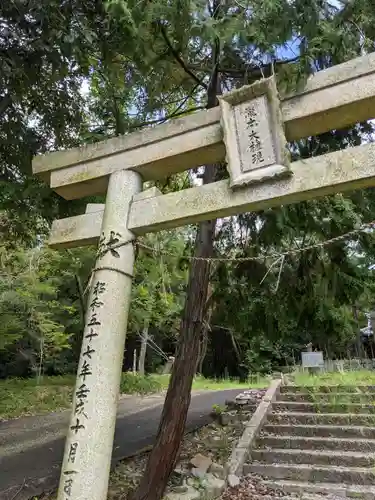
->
[49, 210, 103, 249]
[49, 142, 375, 247]
[209, 462, 226, 479]
[244, 463, 375, 485]
[133, 186, 162, 201]
[227, 474, 240, 488]
[222, 475, 288, 500]
[226, 446, 248, 476]
[166, 485, 200, 500]
[191, 468, 206, 479]
[268, 412, 375, 426]
[171, 484, 189, 493]
[274, 400, 375, 414]
[251, 448, 375, 467]
[190, 454, 212, 473]
[241, 383, 375, 500]
[205, 474, 225, 498]
[219, 413, 231, 426]
[208, 435, 231, 449]
[236, 424, 258, 449]
[262, 479, 375, 500]
[263, 423, 375, 439]
[48, 118, 223, 199]
[84, 188, 161, 216]
[170, 467, 186, 486]
[280, 384, 375, 394]
[225, 379, 281, 479]
[282, 391, 375, 403]
[219, 76, 290, 188]
[235, 389, 266, 402]
[218, 410, 247, 426]
[34, 107, 221, 174]
[128, 143, 375, 235]
[263, 481, 375, 500]
[85, 203, 105, 214]
[56, 170, 142, 500]
[256, 434, 375, 452]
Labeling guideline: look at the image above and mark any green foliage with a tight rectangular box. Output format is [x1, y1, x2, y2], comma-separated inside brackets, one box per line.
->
[213, 193, 375, 374]
[119, 373, 166, 395]
[2, 0, 375, 384]
[211, 404, 224, 415]
[294, 370, 375, 387]
[129, 231, 188, 337]
[0, 376, 75, 420]
[0, 247, 72, 358]
[0, 242, 95, 378]
[0, 229, 188, 377]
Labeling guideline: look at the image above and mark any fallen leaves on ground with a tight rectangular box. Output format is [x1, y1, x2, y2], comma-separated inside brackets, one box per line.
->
[220, 475, 287, 500]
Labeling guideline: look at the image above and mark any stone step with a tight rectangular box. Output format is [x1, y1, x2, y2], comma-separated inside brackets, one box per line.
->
[280, 385, 375, 394]
[273, 402, 375, 414]
[250, 448, 375, 467]
[244, 463, 375, 485]
[268, 412, 375, 426]
[263, 424, 375, 439]
[256, 434, 375, 452]
[280, 392, 375, 403]
[262, 479, 375, 499]
[249, 495, 341, 500]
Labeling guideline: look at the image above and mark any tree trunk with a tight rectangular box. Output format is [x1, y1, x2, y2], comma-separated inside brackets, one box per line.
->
[352, 305, 364, 358]
[197, 326, 209, 375]
[197, 286, 213, 374]
[74, 273, 86, 326]
[138, 323, 149, 375]
[133, 348, 137, 374]
[131, 5, 221, 497]
[131, 213, 216, 500]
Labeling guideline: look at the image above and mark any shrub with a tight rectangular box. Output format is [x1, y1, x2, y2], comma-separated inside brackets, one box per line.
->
[120, 373, 165, 395]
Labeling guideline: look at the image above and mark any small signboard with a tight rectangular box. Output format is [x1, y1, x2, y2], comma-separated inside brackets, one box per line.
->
[301, 351, 324, 368]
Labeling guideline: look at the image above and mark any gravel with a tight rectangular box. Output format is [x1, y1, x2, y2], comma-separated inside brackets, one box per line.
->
[220, 474, 289, 500]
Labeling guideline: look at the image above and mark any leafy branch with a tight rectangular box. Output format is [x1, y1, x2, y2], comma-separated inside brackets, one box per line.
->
[158, 23, 208, 90]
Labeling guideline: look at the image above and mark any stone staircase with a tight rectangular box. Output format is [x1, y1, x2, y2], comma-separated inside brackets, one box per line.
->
[244, 385, 375, 499]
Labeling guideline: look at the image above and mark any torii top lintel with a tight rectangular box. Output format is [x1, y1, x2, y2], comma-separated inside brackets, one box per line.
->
[32, 53, 375, 200]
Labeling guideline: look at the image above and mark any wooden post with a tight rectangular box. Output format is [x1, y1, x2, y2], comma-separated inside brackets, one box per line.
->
[57, 170, 141, 500]
[138, 323, 149, 376]
[133, 349, 137, 375]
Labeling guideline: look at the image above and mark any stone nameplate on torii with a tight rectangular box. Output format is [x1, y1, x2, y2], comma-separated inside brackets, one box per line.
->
[32, 52, 375, 500]
[219, 77, 290, 188]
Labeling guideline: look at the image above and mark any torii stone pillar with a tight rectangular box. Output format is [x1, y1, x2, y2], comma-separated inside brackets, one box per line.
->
[58, 169, 141, 500]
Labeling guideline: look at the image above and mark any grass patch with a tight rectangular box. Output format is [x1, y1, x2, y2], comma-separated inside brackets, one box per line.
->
[120, 373, 168, 394]
[294, 370, 375, 387]
[191, 374, 269, 391]
[120, 373, 269, 394]
[0, 373, 269, 420]
[0, 376, 75, 420]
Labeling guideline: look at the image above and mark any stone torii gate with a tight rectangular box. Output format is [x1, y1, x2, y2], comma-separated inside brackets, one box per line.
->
[33, 52, 375, 500]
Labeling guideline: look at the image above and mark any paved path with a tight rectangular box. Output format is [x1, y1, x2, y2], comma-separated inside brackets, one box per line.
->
[0, 389, 241, 500]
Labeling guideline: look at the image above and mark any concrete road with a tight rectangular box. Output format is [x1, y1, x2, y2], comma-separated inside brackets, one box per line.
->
[0, 389, 241, 500]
